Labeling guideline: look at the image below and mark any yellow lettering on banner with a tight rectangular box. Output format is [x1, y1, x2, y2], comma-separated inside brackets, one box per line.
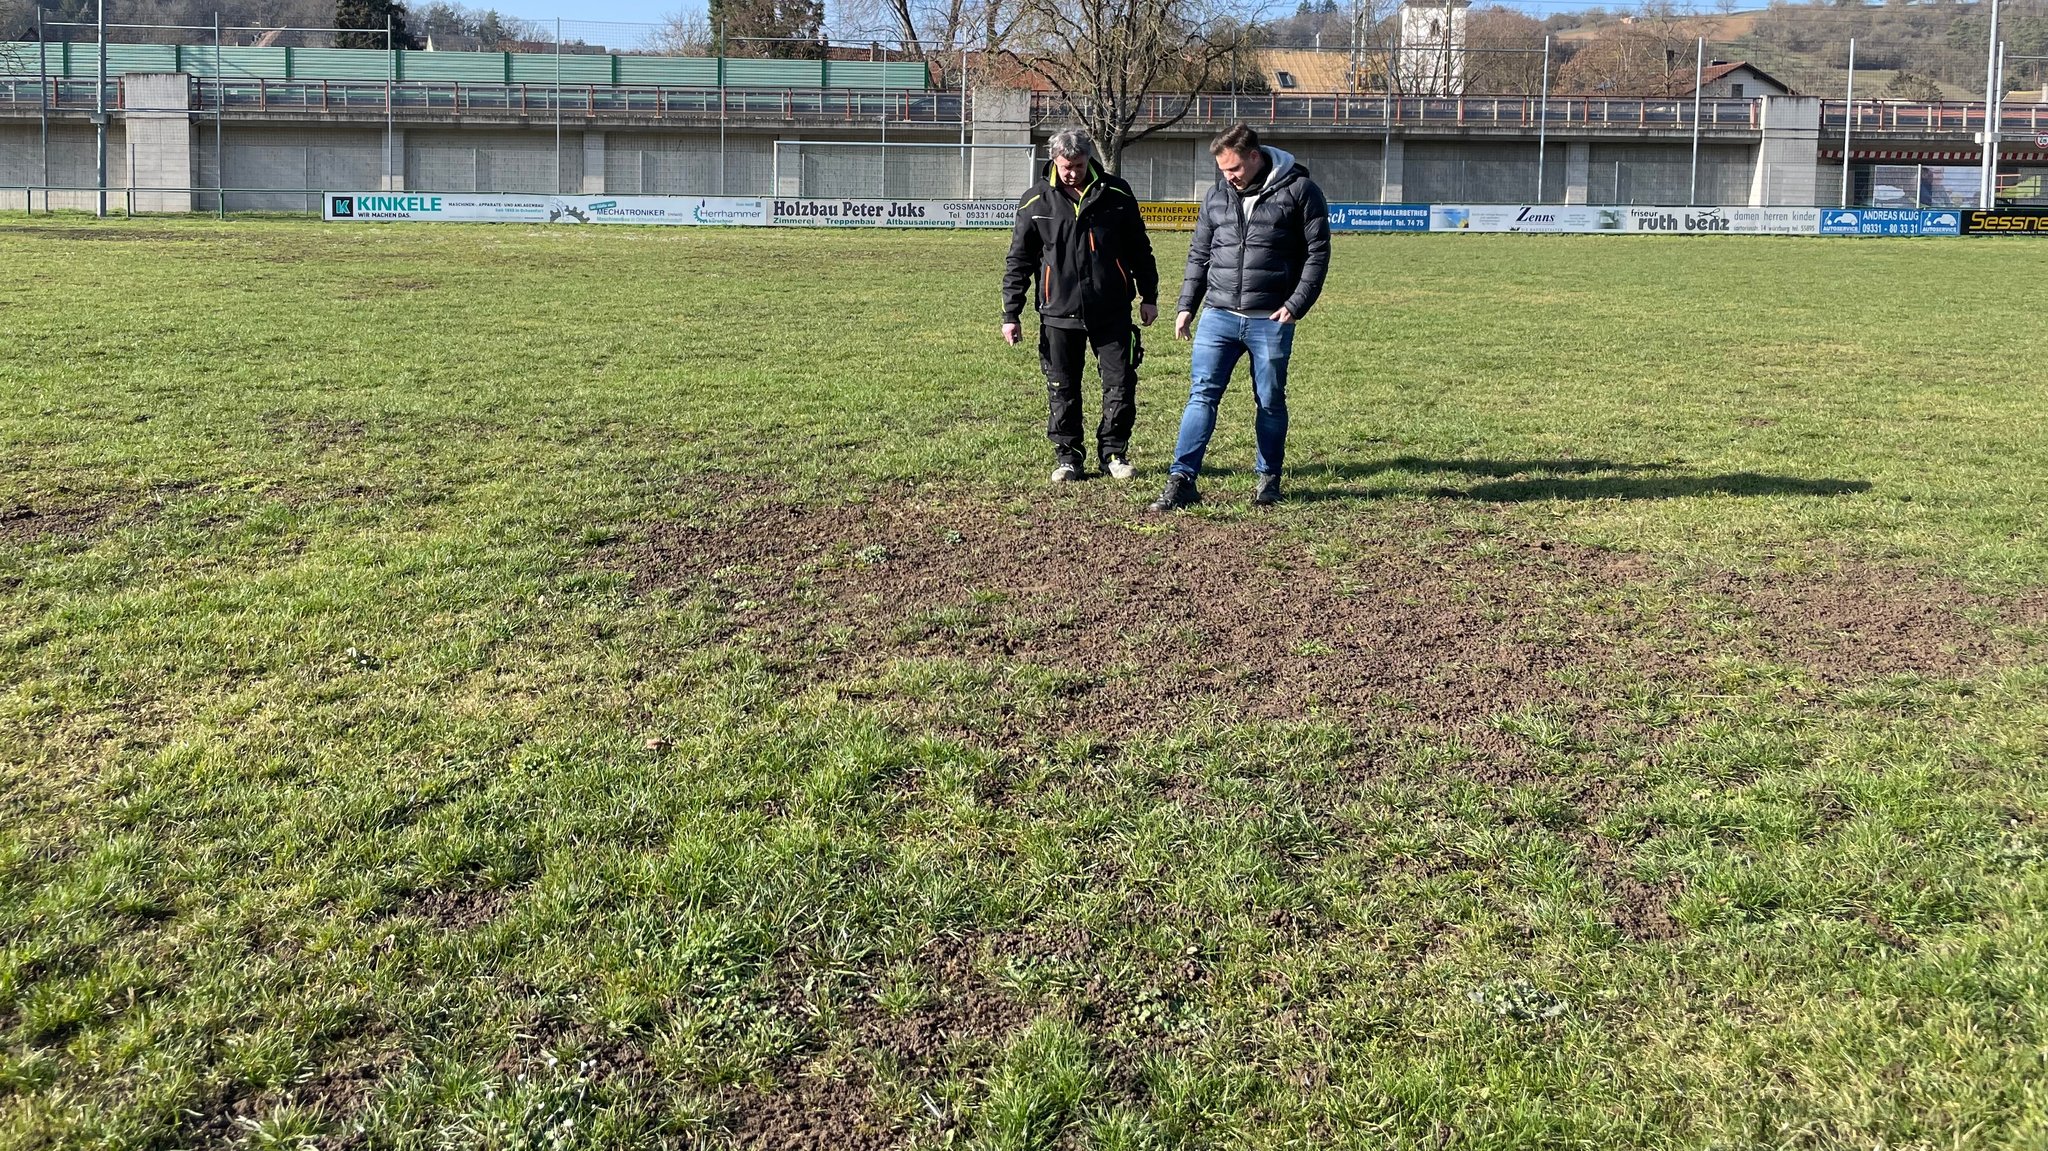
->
[1140, 201, 1200, 231]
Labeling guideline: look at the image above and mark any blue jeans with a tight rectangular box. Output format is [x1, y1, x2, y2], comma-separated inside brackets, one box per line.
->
[1170, 309, 1295, 480]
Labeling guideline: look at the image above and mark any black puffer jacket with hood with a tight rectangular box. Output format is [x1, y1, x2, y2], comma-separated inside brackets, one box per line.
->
[1176, 146, 1331, 319]
[1002, 158, 1159, 330]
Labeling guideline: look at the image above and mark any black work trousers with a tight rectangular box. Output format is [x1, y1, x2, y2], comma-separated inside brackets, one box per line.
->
[1040, 320, 1137, 469]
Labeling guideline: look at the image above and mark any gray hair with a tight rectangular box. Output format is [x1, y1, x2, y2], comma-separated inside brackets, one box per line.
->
[1047, 129, 1097, 163]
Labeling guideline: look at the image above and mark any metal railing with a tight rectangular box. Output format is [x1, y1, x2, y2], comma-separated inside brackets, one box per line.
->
[1819, 99, 2048, 136]
[6, 78, 2046, 143]
[4, 185, 333, 214]
[0, 77, 968, 122]
[1029, 92, 1763, 130]
[0, 78, 123, 109]
[187, 80, 970, 123]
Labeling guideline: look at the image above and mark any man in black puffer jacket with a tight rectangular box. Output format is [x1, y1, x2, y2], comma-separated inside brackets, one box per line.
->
[1001, 129, 1159, 483]
[1151, 124, 1331, 511]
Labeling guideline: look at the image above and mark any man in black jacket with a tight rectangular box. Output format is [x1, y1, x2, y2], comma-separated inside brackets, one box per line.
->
[1001, 130, 1160, 483]
[1150, 124, 1330, 511]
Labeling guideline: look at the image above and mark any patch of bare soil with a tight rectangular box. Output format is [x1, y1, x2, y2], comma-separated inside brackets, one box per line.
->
[262, 411, 369, 453]
[0, 500, 121, 548]
[623, 490, 2026, 743]
[0, 226, 202, 242]
[722, 1074, 895, 1151]
[723, 933, 1037, 1150]
[1688, 566, 2029, 680]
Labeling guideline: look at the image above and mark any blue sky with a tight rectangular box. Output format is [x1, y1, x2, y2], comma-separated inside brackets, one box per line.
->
[514, 0, 1625, 45]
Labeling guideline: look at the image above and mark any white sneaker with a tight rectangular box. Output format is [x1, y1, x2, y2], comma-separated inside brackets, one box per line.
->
[1104, 455, 1135, 481]
[1050, 462, 1082, 483]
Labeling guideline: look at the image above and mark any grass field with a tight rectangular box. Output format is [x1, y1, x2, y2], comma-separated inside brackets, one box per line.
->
[2, 217, 2045, 1149]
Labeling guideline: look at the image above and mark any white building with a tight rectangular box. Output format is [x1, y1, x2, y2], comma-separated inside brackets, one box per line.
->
[1397, 0, 1470, 97]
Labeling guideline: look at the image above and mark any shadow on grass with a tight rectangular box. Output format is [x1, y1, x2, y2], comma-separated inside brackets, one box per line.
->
[1284, 457, 1872, 503]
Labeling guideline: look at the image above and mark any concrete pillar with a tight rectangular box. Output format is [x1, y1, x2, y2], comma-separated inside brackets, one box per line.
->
[1749, 95, 1820, 207]
[382, 128, 406, 190]
[1380, 136, 1404, 202]
[1564, 141, 1590, 205]
[970, 88, 1033, 198]
[582, 131, 605, 193]
[120, 74, 195, 213]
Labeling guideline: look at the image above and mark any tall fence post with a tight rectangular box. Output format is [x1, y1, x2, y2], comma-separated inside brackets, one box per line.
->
[1980, 0, 2002, 207]
[1688, 38, 1703, 206]
[555, 18, 563, 195]
[1841, 38, 1855, 208]
[1535, 35, 1550, 202]
[95, 0, 106, 218]
[216, 11, 225, 218]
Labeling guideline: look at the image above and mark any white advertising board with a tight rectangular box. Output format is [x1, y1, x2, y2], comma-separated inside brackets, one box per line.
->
[1430, 205, 1614, 232]
[325, 193, 1017, 229]
[1617, 206, 1822, 234]
[1430, 204, 1824, 235]
[768, 198, 1015, 228]
[323, 193, 770, 225]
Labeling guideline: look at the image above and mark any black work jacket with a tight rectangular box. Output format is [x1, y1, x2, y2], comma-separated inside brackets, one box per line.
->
[1002, 160, 1159, 330]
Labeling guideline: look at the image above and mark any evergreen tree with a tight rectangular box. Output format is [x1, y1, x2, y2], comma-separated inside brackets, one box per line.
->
[336, 0, 421, 50]
[710, 0, 826, 58]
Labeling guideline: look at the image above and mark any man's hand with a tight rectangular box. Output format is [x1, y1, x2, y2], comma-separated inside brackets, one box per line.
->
[1139, 302, 1158, 327]
[1174, 310, 1194, 340]
[1269, 305, 1297, 324]
[1001, 322, 1021, 345]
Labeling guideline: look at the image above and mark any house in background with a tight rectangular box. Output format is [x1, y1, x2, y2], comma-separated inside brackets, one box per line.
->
[1676, 61, 1792, 99]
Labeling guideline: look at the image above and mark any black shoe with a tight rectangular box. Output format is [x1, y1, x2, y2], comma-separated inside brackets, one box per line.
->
[1148, 474, 1199, 512]
[1252, 473, 1282, 506]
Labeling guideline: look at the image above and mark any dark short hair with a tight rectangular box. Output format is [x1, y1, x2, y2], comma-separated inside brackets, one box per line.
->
[1209, 124, 1261, 158]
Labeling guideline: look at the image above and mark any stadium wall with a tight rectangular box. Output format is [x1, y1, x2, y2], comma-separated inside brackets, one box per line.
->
[0, 80, 1802, 211]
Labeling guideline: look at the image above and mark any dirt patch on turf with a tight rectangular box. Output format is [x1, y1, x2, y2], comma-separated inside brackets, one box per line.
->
[0, 499, 123, 547]
[722, 932, 1038, 1150]
[0, 226, 202, 242]
[619, 489, 2029, 748]
[262, 411, 370, 453]
[1687, 565, 2029, 680]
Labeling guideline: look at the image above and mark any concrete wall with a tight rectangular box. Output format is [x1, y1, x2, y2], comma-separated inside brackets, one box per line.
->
[194, 124, 389, 212]
[1403, 140, 1568, 203]
[1585, 143, 1754, 205]
[0, 122, 131, 211]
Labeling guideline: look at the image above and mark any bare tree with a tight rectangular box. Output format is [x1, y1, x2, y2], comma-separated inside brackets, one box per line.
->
[1344, 0, 1403, 93]
[1554, 3, 1718, 96]
[1014, 0, 1257, 173]
[653, 11, 714, 53]
[1463, 5, 1545, 94]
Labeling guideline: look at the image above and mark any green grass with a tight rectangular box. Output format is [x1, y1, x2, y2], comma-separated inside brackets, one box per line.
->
[2, 217, 2046, 1148]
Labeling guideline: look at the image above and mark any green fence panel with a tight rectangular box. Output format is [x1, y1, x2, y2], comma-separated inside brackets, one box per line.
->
[290, 47, 398, 81]
[507, 52, 614, 84]
[615, 56, 721, 85]
[103, 44, 180, 74]
[399, 51, 513, 82]
[4, 41, 932, 88]
[723, 58, 825, 87]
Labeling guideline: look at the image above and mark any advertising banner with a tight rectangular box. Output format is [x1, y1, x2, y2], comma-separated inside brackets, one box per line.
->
[1430, 204, 1616, 232]
[1140, 201, 1201, 231]
[1618, 206, 1822, 234]
[324, 193, 771, 225]
[768, 198, 1012, 228]
[325, 193, 1029, 228]
[1328, 203, 1429, 232]
[1818, 208, 1934, 235]
[950, 199, 1020, 229]
[1960, 206, 2048, 234]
